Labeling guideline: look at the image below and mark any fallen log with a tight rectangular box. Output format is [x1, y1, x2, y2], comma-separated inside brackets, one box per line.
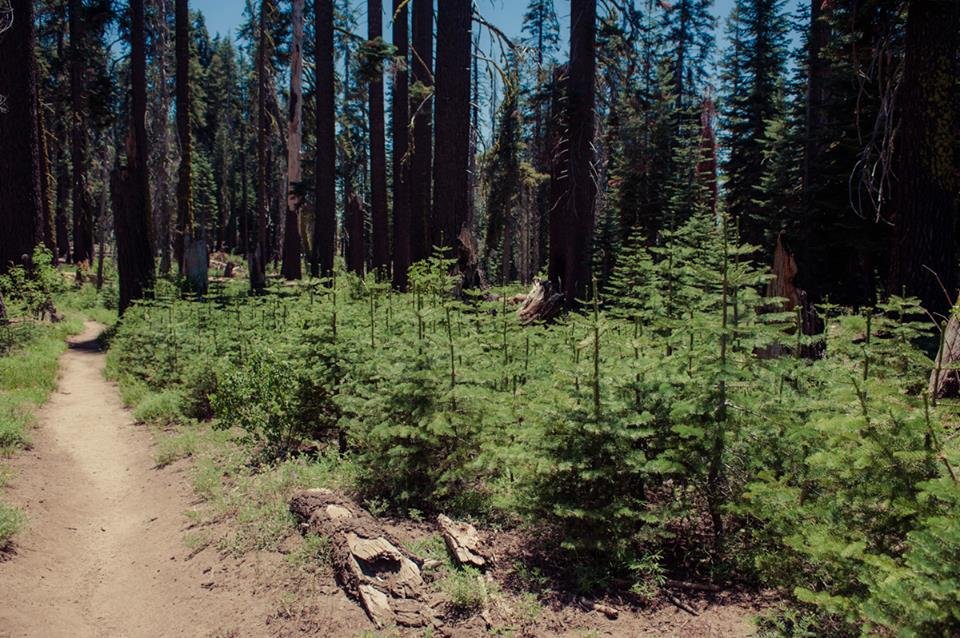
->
[437, 514, 487, 569]
[289, 489, 436, 629]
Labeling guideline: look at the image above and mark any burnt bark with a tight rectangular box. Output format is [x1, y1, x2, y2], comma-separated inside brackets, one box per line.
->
[311, 0, 336, 278]
[887, 0, 960, 317]
[391, 0, 411, 290]
[251, 0, 270, 291]
[410, 0, 432, 264]
[432, 0, 472, 274]
[0, 0, 45, 271]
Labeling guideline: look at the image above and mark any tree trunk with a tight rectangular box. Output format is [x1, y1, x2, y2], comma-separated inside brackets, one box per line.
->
[391, 0, 411, 290]
[346, 192, 366, 275]
[153, 0, 173, 275]
[549, 0, 596, 308]
[432, 0, 472, 271]
[311, 0, 336, 278]
[410, 0, 432, 264]
[175, 0, 194, 275]
[251, 0, 270, 291]
[69, 0, 93, 264]
[114, 0, 156, 315]
[37, 84, 56, 257]
[0, 0, 45, 271]
[368, 0, 389, 276]
[887, 0, 960, 317]
[282, 0, 305, 280]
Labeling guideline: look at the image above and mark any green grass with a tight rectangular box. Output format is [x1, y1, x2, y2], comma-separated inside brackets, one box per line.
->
[0, 500, 25, 547]
[133, 390, 185, 426]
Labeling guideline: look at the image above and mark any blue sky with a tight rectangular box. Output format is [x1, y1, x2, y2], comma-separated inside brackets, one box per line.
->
[192, 0, 745, 49]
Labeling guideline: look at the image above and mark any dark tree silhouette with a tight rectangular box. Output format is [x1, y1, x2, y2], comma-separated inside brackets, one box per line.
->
[112, 0, 155, 314]
[887, 0, 960, 316]
[549, 0, 596, 307]
[311, 0, 336, 278]
[410, 0, 433, 264]
[391, 0, 411, 290]
[175, 0, 193, 273]
[69, 0, 93, 264]
[432, 0, 472, 268]
[0, 0, 45, 271]
[369, 0, 389, 275]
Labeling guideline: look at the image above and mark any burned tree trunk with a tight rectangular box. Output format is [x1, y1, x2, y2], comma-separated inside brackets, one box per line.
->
[290, 490, 436, 630]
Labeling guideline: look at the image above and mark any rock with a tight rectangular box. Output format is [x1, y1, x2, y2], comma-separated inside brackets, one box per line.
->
[437, 514, 487, 569]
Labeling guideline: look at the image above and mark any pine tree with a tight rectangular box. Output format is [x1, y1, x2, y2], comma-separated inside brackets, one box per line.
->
[391, 0, 411, 290]
[311, 0, 336, 278]
[281, 0, 305, 280]
[720, 0, 791, 252]
[367, 0, 389, 276]
[409, 0, 432, 265]
[69, 0, 94, 264]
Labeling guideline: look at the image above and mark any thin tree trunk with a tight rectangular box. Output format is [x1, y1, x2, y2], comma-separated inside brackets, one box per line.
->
[69, 0, 93, 264]
[175, 0, 193, 273]
[432, 0, 472, 273]
[391, 0, 411, 290]
[154, 0, 173, 275]
[410, 0, 432, 264]
[887, 0, 960, 316]
[282, 0, 305, 280]
[252, 0, 270, 291]
[347, 192, 366, 275]
[368, 0, 389, 276]
[0, 0, 44, 271]
[37, 88, 56, 256]
[311, 0, 336, 278]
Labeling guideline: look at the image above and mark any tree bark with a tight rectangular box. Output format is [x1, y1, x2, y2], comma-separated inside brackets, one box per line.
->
[391, 0, 411, 290]
[282, 0, 305, 280]
[114, 0, 156, 315]
[410, 0, 433, 264]
[549, 0, 596, 307]
[311, 0, 336, 278]
[175, 0, 194, 274]
[153, 0, 173, 275]
[0, 0, 45, 271]
[69, 0, 93, 264]
[346, 192, 365, 275]
[251, 0, 270, 291]
[368, 0, 390, 276]
[432, 0, 472, 268]
[887, 0, 960, 317]
[37, 80, 56, 257]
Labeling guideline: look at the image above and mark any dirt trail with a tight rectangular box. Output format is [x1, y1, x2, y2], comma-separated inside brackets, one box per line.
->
[0, 322, 279, 637]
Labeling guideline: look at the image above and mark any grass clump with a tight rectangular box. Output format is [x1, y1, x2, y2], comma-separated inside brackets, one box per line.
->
[0, 502, 25, 547]
[133, 390, 185, 426]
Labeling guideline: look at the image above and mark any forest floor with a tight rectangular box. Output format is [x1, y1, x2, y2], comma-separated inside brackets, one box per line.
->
[0, 321, 772, 637]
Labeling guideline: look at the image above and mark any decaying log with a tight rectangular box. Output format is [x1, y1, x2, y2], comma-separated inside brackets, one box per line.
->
[931, 312, 960, 399]
[290, 489, 435, 629]
[437, 514, 487, 569]
[580, 600, 619, 619]
[517, 279, 564, 325]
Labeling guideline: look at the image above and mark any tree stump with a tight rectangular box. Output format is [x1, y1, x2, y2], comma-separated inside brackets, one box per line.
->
[931, 313, 960, 399]
[289, 489, 436, 629]
[517, 279, 564, 325]
[437, 514, 487, 569]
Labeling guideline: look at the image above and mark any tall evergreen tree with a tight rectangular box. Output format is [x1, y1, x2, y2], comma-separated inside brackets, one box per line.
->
[175, 0, 194, 274]
[69, 0, 94, 264]
[720, 0, 791, 251]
